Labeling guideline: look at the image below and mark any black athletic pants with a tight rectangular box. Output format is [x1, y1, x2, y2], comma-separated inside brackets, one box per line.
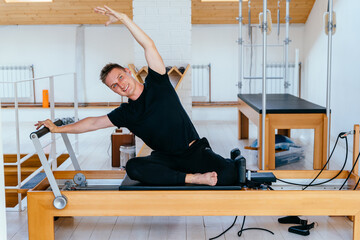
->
[125, 138, 237, 186]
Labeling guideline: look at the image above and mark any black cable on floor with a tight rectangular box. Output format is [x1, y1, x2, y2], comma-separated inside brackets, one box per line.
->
[209, 215, 275, 240]
[237, 216, 275, 237]
[209, 183, 276, 240]
[208, 216, 238, 240]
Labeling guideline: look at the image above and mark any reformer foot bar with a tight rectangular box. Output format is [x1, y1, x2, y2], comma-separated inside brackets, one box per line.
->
[27, 124, 360, 240]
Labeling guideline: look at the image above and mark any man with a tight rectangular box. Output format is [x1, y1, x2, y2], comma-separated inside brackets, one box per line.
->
[36, 6, 237, 186]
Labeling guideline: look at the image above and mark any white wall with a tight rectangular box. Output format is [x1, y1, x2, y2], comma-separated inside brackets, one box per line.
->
[84, 26, 134, 103]
[0, 25, 76, 102]
[0, 21, 305, 104]
[133, 0, 193, 116]
[0, 21, 306, 104]
[0, 25, 133, 103]
[192, 24, 305, 101]
[303, 0, 360, 142]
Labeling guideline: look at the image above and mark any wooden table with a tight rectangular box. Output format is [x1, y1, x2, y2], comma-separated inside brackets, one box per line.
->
[238, 94, 328, 170]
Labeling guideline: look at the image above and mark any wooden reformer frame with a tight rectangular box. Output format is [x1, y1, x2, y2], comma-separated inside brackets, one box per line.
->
[27, 124, 360, 240]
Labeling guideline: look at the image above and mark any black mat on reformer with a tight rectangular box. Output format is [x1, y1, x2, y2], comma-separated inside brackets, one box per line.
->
[119, 174, 243, 190]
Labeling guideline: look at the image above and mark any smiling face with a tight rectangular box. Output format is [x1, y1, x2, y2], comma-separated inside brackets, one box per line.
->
[105, 68, 141, 99]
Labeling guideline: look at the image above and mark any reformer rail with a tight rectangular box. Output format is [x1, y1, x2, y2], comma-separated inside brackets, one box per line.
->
[2, 72, 79, 211]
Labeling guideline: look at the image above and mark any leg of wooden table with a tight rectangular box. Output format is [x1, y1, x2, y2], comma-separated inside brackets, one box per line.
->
[353, 125, 359, 176]
[238, 109, 249, 140]
[268, 124, 276, 170]
[277, 129, 291, 138]
[353, 213, 360, 240]
[258, 115, 271, 170]
[28, 194, 55, 240]
[313, 115, 328, 170]
[313, 125, 322, 170]
[322, 115, 328, 168]
[258, 115, 263, 169]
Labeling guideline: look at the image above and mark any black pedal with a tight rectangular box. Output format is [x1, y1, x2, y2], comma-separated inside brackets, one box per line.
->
[278, 216, 307, 225]
[250, 172, 276, 184]
[230, 148, 241, 160]
[235, 155, 246, 184]
[232, 150, 276, 187]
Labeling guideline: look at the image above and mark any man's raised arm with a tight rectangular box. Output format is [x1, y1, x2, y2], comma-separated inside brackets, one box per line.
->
[94, 6, 166, 74]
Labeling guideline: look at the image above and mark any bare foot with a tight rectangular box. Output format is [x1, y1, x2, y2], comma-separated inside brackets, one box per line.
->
[185, 172, 218, 186]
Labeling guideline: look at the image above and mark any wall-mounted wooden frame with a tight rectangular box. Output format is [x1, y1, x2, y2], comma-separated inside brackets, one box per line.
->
[128, 64, 190, 91]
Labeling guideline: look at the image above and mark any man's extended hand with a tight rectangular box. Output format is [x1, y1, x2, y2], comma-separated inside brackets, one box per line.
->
[35, 119, 58, 133]
[94, 5, 165, 74]
[94, 5, 126, 26]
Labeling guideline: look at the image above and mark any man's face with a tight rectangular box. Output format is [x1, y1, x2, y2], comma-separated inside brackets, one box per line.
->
[105, 68, 136, 97]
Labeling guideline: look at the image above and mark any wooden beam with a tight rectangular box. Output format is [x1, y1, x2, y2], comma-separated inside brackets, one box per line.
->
[1, 0, 316, 25]
[0, 0, 133, 25]
[193, 0, 316, 24]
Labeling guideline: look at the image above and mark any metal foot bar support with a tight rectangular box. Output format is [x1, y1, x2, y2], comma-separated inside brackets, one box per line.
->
[29, 119, 81, 209]
[31, 134, 67, 209]
[60, 133, 81, 170]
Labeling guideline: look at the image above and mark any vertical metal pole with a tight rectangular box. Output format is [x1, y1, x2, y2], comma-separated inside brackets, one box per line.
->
[261, 0, 268, 170]
[326, 0, 333, 160]
[284, 0, 290, 93]
[237, 0, 243, 94]
[49, 76, 57, 169]
[74, 73, 79, 154]
[248, 0, 251, 39]
[31, 65, 35, 104]
[14, 82, 22, 211]
[294, 48, 300, 96]
[208, 64, 212, 103]
[0, 98, 7, 238]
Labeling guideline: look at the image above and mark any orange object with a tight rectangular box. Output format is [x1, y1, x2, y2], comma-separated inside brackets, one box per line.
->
[42, 90, 49, 108]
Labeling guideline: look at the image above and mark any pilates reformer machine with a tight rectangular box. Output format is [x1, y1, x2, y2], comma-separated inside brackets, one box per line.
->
[27, 119, 360, 239]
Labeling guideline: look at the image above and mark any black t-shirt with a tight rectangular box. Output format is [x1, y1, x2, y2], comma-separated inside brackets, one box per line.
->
[107, 67, 200, 154]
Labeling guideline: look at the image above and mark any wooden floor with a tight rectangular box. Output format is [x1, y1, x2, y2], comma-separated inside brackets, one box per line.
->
[3, 113, 355, 240]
